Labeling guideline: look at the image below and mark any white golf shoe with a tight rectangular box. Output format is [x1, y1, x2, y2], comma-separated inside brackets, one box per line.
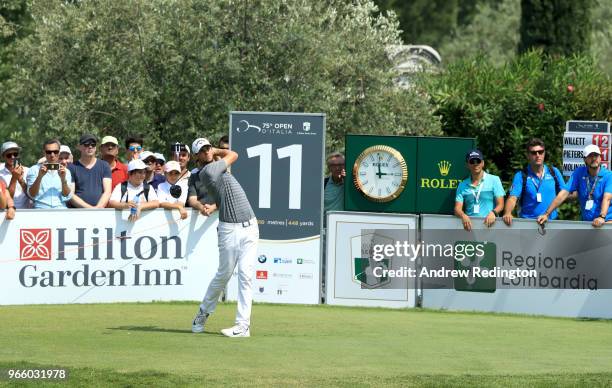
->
[221, 324, 250, 338]
[192, 308, 209, 333]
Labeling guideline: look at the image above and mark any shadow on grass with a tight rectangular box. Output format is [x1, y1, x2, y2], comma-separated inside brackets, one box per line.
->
[107, 325, 223, 336]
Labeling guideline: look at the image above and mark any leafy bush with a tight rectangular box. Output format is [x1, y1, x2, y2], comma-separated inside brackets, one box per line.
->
[428, 51, 611, 178]
[426, 51, 612, 219]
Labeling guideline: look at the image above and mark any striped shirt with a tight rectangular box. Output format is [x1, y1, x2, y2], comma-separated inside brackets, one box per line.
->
[191, 160, 255, 223]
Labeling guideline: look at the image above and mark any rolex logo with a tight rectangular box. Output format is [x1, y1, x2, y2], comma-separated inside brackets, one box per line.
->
[438, 160, 451, 176]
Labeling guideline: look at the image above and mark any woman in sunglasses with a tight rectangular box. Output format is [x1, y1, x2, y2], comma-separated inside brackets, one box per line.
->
[454, 149, 505, 231]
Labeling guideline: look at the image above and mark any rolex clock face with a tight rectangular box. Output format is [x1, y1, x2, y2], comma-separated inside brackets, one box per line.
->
[353, 145, 408, 202]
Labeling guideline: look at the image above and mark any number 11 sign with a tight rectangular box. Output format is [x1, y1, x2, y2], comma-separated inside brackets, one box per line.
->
[229, 112, 325, 241]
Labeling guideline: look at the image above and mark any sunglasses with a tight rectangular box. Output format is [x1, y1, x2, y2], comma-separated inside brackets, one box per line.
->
[469, 158, 482, 165]
[82, 142, 96, 148]
[529, 150, 545, 155]
[144, 159, 156, 164]
[129, 145, 143, 152]
[5, 152, 19, 158]
[155, 160, 165, 165]
[45, 149, 60, 155]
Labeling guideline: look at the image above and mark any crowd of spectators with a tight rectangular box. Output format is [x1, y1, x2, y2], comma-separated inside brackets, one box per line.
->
[2, 135, 610, 229]
[0, 134, 228, 222]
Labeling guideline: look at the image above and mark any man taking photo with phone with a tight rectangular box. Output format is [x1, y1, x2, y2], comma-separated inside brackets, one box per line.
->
[26, 139, 73, 209]
[0, 141, 31, 209]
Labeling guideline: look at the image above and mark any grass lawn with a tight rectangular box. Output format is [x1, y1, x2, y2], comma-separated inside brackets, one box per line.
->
[1, 302, 611, 387]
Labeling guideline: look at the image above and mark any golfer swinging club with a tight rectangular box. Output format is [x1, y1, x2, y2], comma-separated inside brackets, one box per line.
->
[188, 137, 258, 337]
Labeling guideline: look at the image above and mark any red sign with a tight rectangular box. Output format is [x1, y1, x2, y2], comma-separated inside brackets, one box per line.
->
[20, 229, 52, 261]
[256, 270, 268, 280]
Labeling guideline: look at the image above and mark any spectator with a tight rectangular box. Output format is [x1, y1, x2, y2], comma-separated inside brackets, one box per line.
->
[140, 151, 166, 190]
[503, 138, 566, 225]
[0, 141, 32, 209]
[153, 152, 165, 175]
[125, 135, 144, 162]
[538, 144, 612, 228]
[324, 152, 345, 214]
[100, 135, 128, 189]
[1, 180, 15, 220]
[218, 135, 229, 150]
[170, 143, 191, 188]
[68, 134, 112, 208]
[157, 161, 189, 219]
[454, 149, 505, 231]
[26, 139, 73, 209]
[214, 135, 230, 161]
[59, 145, 73, 165]
[108, 159, 159, 222]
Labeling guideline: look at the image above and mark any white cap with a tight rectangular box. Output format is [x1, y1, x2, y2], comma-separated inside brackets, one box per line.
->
[154, 152, 165, 162]
[127, 159, 147, 172]
[139, 151, 155, 161]
[59, 145, 72, 155]
[583, 144, 602, 157]
[192, 138, 211, 154]
[164, 160, 181, 173]
[101, 136, 119, 145]
[1, 141, 21, 155]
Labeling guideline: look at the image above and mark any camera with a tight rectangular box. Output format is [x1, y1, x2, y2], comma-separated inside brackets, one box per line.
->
[170, 184, 182, 199]
[45, 163, 60, 170]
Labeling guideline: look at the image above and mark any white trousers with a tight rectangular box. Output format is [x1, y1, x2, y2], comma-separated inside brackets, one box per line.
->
[200, 218, 259, 327]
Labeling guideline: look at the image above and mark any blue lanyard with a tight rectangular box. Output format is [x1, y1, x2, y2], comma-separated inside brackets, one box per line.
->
[586, 176, 600, 200]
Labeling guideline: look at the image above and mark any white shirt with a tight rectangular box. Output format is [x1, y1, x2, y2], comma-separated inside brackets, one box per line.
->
[157, 179, 188, 204]
[110, 181, 158, 203]
[0, 163, 32, 208]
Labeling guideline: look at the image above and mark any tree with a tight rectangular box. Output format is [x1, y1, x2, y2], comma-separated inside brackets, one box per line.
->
[8, 0, 441, 165]
[374, 0, 459, 47]
[0, 0, 32, 147]
[519, 0, 593, 56]
[437, 0, 520, 66]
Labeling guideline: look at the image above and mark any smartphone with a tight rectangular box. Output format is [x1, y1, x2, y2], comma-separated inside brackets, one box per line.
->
[14, 159, 20, 167]
[45, 163, 60, 170]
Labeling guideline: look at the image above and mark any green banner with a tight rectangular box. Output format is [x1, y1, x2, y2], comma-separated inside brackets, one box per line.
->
[344, 135, 475, 214]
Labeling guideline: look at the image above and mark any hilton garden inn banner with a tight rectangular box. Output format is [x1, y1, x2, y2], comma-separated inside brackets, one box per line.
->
[0, 209, 220, 305]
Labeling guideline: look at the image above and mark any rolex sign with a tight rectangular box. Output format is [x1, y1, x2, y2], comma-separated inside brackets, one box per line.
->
[345, 135, 476, 214]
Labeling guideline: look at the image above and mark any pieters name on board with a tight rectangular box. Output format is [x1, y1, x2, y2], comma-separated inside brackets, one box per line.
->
[18, 227, 185, 288]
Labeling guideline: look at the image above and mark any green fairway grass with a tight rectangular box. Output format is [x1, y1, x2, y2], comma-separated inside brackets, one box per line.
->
[1, 302, 611, 387]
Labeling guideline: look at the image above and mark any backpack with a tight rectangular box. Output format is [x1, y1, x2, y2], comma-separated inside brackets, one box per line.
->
[120, 181, 150, 202]
[519, 165, 561, 206]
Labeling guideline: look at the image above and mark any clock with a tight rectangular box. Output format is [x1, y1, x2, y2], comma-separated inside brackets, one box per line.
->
[352, 145, 408, 202]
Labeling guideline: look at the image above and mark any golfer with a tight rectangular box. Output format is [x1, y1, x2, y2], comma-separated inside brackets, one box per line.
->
[188, 138, 258, 337]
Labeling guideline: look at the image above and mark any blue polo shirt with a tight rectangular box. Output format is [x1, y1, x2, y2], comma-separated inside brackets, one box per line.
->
[509, 165, 567, 219]
[455, 173, 505, 217]
[26, 164, 73, 209]
[567, 166, 612, 221]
